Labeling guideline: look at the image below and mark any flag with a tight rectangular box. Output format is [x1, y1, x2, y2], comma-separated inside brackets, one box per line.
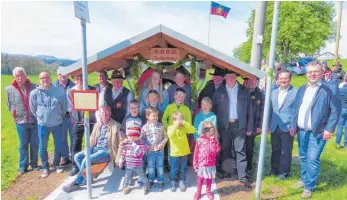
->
[210, 1, 230, 19]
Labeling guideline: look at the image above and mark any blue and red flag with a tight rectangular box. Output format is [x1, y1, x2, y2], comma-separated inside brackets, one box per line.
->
[210, 1, 230, 19]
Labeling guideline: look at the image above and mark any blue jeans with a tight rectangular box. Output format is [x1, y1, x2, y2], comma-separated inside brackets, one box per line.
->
[124, 167, 148, 188]
[298, 130, 327, 191]
[170, 156, 188, 182]
[61, 115, 74, 159]
[38, 123, 63, 169]
[147, 150, 164, 183]
[16, 123, 39, 170]
[336, 108, 347, 147]
[74, 147, 110, 185]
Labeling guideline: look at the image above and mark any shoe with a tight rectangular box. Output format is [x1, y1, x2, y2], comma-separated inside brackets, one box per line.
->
[62, 181, 80, 193]
[81, 178, 95, 186]
[194, 192, 201, 200]
[336, 143, 341, 149]
[32, 166, 40, 171]
[170, 181, 176, 192]
[18, 168, 27, 175]
[123, 187, 131, 195]
[137, 180, 144, 187]
[144, 186, 149, 195]
[292, 181, 305, 189]
[60, 158, 71, 166]
[41, 169, 49, 178]
[159, 183, 164, 192]
[301, 189, 312, 199]
[179, 181, 186, 192]
[207, 191, 214, 200]
[54, 166, 64, 173]
[69, 167, 79, 176]
[148, 182, 154, 190]
[240, 180, 252, 188]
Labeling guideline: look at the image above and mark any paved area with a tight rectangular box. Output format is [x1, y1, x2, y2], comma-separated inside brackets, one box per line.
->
[45, 165, 220, 200]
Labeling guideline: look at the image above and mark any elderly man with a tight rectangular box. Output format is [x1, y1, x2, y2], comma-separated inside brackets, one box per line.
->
[53, 68, 76, 166]
[213, 70, 253, 188]
[94, 70, 112, 122]
[29, 72, 67, 178]
[67, 74, 97, 176]
[290, 62, 339, 198]
[105, 70, 134, 123]
[6, 67, 39, 175]
[197, 66, 225, 109]
[62, 105, 123, 193]
[269, 70, 297, 180]
[243, 77, 264, 176]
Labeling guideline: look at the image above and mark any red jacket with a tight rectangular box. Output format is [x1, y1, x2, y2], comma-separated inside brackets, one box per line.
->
[193, 135, 221, 171]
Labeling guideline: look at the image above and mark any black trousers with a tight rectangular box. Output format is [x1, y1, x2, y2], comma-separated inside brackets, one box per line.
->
[271, 127, 294, 176]
[218, 122, 248, 181]
[246, 134, 256, 173]
[72, 124, 94, 167]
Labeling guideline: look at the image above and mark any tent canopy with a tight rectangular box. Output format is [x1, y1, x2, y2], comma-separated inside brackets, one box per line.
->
[58, 25, 264, 79]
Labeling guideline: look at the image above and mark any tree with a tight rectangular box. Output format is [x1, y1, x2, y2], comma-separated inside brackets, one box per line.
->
[233, 1, 335, 64]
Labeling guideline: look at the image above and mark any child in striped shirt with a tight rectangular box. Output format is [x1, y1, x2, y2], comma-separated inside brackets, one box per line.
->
[119, 126, 149, 195]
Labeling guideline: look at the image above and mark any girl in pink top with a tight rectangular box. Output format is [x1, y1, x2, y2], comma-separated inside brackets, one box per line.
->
[193, 121, 221, 200]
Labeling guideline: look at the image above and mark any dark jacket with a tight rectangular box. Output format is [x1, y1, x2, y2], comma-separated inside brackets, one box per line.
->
[332, 68, 345, 84]
[212, 82, 253, 132]
[105, 87, 130, 123]
[6, 79, 37, 124]
[249, 87, 265, 134]
[197, 80, 225, 108]
[339, 84, 347, 109]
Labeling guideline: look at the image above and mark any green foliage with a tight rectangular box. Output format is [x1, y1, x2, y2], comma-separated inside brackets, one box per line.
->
[234, 1, 335, 63]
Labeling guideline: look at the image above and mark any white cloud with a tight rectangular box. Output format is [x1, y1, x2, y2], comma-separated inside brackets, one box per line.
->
[1, 1, 251, 60]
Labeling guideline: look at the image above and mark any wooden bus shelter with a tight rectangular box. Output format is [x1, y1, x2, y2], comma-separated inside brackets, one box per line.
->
[58, 25, 264, 80]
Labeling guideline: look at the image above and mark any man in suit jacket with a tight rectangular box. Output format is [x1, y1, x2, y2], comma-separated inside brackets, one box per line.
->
[94, 70, 112, 122]
[213, 70, 253, 188]
[290, 62, 339, 199]
[269, 70, 297, 180]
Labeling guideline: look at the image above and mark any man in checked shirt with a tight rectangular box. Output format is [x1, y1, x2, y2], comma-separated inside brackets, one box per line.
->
[62, 105, 123, 193]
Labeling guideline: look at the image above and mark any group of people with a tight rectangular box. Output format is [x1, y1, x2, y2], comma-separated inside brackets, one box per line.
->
[5, 59, 345, 199]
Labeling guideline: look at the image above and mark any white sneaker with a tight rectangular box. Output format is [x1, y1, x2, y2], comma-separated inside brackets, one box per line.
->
[54, 166, 64, 173]
[41, 170, 49, 178]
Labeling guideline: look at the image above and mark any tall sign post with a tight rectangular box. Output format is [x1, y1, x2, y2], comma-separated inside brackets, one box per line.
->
[73, 1, 92, 199]
[255, 1, 280, 199]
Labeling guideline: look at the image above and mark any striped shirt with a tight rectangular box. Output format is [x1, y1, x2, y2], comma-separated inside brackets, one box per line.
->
[120, 139, 146, 168]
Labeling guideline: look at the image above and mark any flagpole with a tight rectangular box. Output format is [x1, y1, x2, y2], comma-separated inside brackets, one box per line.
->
[208, 2, 212, 47]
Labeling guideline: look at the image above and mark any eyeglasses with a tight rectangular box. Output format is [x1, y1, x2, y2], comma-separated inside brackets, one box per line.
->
[307, 70, 322, 74]
[129, 107, 139, 110]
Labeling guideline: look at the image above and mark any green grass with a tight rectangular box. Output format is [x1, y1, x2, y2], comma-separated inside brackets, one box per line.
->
[1, 59, 347, 196]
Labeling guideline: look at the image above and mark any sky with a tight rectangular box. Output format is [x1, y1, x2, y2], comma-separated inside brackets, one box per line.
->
[1, 1, 347, 60]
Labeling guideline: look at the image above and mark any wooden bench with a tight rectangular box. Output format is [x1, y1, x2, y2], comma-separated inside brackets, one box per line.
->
[82, 162, 109, 179]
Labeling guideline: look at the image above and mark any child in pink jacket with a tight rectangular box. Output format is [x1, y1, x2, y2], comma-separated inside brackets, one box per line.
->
[193, 121, 221, 200]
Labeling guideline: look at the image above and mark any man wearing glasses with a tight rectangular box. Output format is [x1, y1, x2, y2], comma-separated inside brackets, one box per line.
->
[291, 62, 339, 199]
[29, 72, 67, 178]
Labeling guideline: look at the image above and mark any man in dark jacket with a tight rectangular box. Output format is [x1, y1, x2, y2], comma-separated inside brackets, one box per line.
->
[53, 68, 76, 166]
[104, 70, 133, 123]
[332, 61, 345, 84]
[67, 74, 97, 176]
[213, 70, 253, 188]
[94, 70, 112, 122]
[197, 66, 225, 109]
[243, 77, 264, 176]
[6, 67, 39, 175]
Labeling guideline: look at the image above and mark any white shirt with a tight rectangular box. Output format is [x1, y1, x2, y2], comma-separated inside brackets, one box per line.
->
[226, 82, 238, 120]
[298, 82, 321, 130]
[339, 82, 346, 88]
[96, 86, 107, 122]
[278, 87, 289, 108]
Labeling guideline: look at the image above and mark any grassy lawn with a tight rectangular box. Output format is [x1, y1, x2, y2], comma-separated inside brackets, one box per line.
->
[2, 59, 347, 198]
